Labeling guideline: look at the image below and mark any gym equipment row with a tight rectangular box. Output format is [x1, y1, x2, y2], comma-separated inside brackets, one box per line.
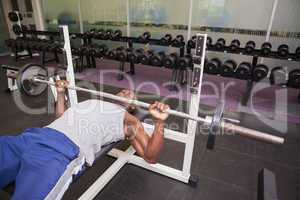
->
[5, 38, 60, 65]
[204, 58, 268, 81]
[6, 37, 300, 90]
[12, 24, 186, 49]
[187, 36, 300, 61]
[5, 38, 192, 88]
[5, 38, 189, 68]
[13, 23, 300, 61]
[204, 58, 300, 88]
[185, 36, 300, 105]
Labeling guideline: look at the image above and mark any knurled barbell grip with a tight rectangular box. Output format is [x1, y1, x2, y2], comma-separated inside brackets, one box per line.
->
[33, 78, 284, 145]
[222, 122, 284, 144]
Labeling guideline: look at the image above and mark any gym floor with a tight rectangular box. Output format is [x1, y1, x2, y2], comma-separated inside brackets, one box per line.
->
[0, 63, 299, 200]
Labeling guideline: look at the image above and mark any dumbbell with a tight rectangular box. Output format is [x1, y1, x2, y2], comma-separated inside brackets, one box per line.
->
[28, 40, 41, 50]
[252, 64, 269, 82]
[106, 48, 117, 60]
[12, 24, 22, 36]
[110, 30, 122, 40]
[140, 50, 154, 65]
[88, 45, 99, 57]
[71, 47, 80, 56]
[163, 53, 178, 68]
[21, 25, 28, 33]
[150, 51, 166, 66]
[48, 43, 61, 52]
[94, 29, 105, 39]
[295, 47, 300, 59]
[261, 42, 272, 56]
[187, 36, 196, 49]
[138, 32, 151, 43]
[245, 41, 256, 54]
[83, 31, 93, 39]
[235, 62, 252, 79]
[127, 48, 143, 64]
[288, 70, 300, 88]
[79, 45, 90, 56]
[215, 38, 226, 50]
[95, 44, 108, 58]
[103, 29, 113, 40]
[206, 36, 213, 48]
[172, 35, 184, 46]
[87, 29, 96, 38]
[269, 67, 287, 86]
[205, 58, 222, 74]
[116, 46, 127, 62]
[220, 59, 237, 77]
[161, 34, 173, 45]
[178, 54, 193, 69]
[229, 39, 240, 51]
[187, 35, 211, 49]
[277, 44, 289, 58]
[8, 11, 22, 22]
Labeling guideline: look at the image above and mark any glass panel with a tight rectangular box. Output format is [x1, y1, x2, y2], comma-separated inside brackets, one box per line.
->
[268, 0, 300, 74]
[269, 0, 300, 56]
[0, 2, 10, 54]
[129, 0, 190, 39]
[191, 0, 275, 68]
[272, 0, 300, 33]
[79, 0, 128, 48]
[129, 0, 190, 53]
[43, 0, 80, 32]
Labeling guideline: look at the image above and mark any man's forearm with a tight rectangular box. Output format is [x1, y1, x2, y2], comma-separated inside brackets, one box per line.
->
[56, 92, 66, 118]
[144, 121, 165, 163]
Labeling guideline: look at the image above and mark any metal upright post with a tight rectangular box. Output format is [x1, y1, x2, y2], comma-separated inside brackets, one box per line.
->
[59, 26, 78, 106]
[182, 34, 207, 177]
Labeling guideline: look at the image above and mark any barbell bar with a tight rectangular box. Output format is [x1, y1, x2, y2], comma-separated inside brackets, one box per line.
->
[31, 77, 284, 145]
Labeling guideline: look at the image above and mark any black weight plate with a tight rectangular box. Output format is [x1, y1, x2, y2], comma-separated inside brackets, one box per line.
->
[207, 101, 225, 150]
[288, 70, 300, 88]
[17, 64, 48, 96]
[253, 64, 269, 82]
[269, 66, 287, 86]
[8, 11, 19, 22]
[12, 24, 22, 35]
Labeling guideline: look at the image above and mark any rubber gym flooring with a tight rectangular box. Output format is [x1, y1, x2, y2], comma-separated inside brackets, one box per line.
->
[0, 68, 299, 200]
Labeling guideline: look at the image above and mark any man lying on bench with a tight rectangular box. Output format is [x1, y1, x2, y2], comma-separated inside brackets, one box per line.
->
[0, 80, 170, 200]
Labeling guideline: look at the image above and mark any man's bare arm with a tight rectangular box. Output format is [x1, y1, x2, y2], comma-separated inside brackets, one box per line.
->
[55, 80, 69, 119]
[56, 91, 66, 118]
[124, 102, 169, 163]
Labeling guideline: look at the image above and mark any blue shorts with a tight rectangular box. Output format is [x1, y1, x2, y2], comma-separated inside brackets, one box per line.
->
[0, 127, 79, 200]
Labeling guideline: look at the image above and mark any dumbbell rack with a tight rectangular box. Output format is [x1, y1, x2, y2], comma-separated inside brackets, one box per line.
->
[17, 28, 189, 89]
[187, 40, 300, 106]
[81, 32, 186, 89]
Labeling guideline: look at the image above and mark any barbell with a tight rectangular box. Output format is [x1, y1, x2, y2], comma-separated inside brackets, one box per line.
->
[16, 64, 285, 147]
